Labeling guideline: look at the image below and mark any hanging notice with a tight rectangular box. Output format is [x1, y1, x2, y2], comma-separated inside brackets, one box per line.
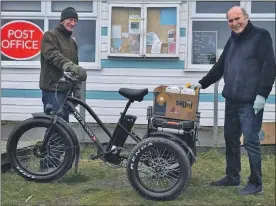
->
[129, 15, 140, 35]
[111, 39, 123, 53]
[151, 42, 162, 54]
[130, 34, 140, 54]
[168, 29, 176, 54]
[168, 29, 176, 43]
[122, 32, 129, 38]
[111, 25, 121, 39]
[146, 32, 160, 45]
[192, 31, 217, 64]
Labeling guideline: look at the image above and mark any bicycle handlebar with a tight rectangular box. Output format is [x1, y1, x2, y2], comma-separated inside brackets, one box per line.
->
[59, 72, 80, 84]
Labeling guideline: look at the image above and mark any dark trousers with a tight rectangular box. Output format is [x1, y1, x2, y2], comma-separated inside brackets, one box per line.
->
[224, 100, 263, 186]
[42, 90, 70, 122]
[40, 90, 69, 169]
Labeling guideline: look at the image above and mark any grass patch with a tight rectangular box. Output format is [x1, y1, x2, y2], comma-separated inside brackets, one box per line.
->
[2, 148, 275, 206]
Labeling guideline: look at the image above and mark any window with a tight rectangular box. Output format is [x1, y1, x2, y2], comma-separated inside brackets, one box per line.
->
[1, 0, 44, 16]
[251, 1, 275, 14]
[195, 1, 240, 14]
[108, 4, 179, 58]
[51, 1, 94, 12]
[49, 1, 97, 16]
[1, 1, 41, 12]
[187, 1, 276, 70]
[1, 0, 99, 69]
[49, 20, 97, 62]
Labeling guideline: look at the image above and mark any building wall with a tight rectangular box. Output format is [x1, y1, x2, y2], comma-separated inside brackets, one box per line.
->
[1, 1, 275, 126]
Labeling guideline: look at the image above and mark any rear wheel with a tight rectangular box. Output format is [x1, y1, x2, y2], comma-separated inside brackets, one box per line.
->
[6, 117, 75, 182]
[126, 137, 191, 200]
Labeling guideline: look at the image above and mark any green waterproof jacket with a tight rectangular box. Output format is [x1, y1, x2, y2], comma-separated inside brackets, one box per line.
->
[39, 23, 81, 93]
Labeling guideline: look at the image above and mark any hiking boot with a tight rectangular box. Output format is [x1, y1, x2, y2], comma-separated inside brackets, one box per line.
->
[239, 183, 263, 195]
[210, 176, 240, 186]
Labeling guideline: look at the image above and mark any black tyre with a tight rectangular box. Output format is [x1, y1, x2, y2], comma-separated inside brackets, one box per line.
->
[126, 137, 191, 201]
[6, 117, 75, 182]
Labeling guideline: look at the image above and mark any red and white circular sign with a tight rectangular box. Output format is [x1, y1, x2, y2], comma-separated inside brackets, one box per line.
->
[1, 20, 44, 60]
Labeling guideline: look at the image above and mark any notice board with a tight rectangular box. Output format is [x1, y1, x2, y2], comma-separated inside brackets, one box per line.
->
[146, 7, 177, 54]
[192, 31, 217, 64]
[110, 7, 141, 54]
[110, 7, 177, 55]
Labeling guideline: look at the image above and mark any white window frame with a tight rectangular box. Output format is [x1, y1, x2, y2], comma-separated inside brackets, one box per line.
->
[186, 1, 276, 71]
[1, 1, 100, 70]
[107, 3, 180, 58]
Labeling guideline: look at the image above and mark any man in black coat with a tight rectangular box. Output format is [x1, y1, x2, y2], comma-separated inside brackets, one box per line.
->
[193, 6, 276, 195]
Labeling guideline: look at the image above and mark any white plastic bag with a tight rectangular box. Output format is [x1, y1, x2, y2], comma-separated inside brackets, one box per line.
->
[165, 86, 183, 93]
[180, 88, 195, 95]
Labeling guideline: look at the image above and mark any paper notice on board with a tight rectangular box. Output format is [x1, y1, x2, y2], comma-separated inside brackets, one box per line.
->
[111, 39, 123, 53]
[151, 42, 162, 54]
[129, 15, 140, 34]
[112, 25, 121, 38]
[146, 32, 160, 45]
[130, 34, 140, 54]
[168, 42, 176, 54]
[168, 29, 176, 43]
[122, 32, 129, 38]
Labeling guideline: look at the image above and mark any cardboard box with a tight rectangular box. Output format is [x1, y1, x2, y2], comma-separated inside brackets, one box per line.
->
[240, 122, 275, 145]
[153, 85, 199, 121]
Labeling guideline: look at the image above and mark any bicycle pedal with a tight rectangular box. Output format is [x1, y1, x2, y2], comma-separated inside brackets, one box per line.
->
[89, 154, 99, 160]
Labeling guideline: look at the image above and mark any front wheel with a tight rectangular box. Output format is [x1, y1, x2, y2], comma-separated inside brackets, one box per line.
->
[126, 137, 191, 201]
[6, 117, 75, 182]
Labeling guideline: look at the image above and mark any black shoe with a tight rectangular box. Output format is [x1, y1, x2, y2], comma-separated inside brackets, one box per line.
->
[211, 176, 240, 186]
[239, 183, 263, 195]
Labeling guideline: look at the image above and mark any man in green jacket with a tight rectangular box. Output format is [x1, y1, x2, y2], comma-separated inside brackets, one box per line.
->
[39, 6, 87, 122]
[39, 7, 87, 170]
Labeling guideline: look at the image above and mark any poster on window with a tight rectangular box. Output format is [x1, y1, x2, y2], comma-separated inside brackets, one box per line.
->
[192, 31, 217, 64]
[168, 29, 176, 54]
[129, 15, 140, 35]
[129, 34, 140, 54]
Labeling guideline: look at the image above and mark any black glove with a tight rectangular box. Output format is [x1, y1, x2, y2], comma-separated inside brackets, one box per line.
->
[63, 62, 87, 82]
[69, 65, 87, 82]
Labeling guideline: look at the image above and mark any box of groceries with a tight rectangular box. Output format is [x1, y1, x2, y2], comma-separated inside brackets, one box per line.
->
[153, 84, 199, 121]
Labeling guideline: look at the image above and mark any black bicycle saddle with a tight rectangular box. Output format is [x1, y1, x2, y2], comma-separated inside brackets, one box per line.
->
[119, 88, 148, 102]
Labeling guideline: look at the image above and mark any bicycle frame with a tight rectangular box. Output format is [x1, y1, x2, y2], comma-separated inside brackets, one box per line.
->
[62, 94, 142, 154]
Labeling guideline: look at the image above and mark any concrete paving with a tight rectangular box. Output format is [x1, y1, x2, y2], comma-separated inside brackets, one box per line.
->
[1, 121, 226, 155]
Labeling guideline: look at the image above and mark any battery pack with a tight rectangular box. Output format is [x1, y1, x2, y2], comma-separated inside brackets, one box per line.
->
[112, 114, 137, 147]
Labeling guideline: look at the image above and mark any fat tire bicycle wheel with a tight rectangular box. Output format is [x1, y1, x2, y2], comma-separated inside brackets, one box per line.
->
[6, 117, 75, 182]
[126, 137, 191, 201]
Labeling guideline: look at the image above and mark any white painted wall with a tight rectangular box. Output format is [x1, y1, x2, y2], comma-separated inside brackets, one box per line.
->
[1, 1, 275, 127]
[1, 68, 275, 126]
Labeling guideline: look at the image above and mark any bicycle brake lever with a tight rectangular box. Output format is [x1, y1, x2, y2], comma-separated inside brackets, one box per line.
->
[64, 71, 73, 77]
[58, 77, 67, 83]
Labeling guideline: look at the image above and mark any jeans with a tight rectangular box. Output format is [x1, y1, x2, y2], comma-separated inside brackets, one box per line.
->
[42, 90, 70, 122]
[224, 100, 263, 186]
[40, 90, 69, 169]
